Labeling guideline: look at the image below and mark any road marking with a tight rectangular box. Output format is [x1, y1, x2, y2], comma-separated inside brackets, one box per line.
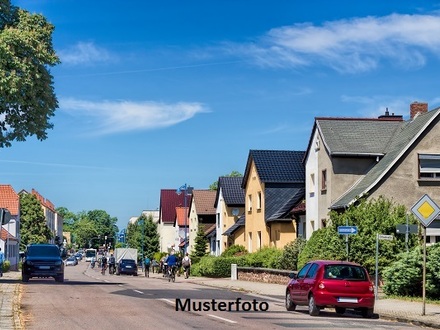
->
[208, 314, 237, 324]
[133, 290, 143, 294]
[160, 298, 174, 305]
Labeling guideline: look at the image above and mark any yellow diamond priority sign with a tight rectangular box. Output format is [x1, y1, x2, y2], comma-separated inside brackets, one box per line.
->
[411, 194, 440, 227]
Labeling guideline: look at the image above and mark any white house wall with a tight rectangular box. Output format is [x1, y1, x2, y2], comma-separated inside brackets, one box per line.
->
[305, 129, 320, 239]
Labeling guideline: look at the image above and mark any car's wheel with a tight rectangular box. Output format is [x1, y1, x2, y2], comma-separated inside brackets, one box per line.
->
[285, 291, 296, 311]
[361, 308, 374, 318]
[55, 274, 64, 283]
[22, 274, 29, 282]
[308, 295, 320, 316]
[335, 307, 346, 314]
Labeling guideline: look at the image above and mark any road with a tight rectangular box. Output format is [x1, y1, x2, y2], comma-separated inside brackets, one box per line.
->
[19, 261, 421, 329]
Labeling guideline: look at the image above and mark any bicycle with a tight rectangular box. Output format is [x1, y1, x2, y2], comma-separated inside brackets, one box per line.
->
[101, 264, 107, 275]
[167, 265, 176, 282]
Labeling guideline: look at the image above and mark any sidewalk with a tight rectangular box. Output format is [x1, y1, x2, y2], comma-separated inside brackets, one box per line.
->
[0, 270, 22, 330]
[184, 274, 440, 329]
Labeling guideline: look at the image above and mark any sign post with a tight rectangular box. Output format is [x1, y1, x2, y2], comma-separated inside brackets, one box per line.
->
[338, 226, 358, 261]
[411, 194, 440, 316]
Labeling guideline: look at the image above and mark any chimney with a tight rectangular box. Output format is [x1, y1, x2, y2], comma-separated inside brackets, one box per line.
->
[410, 102, 428, 119]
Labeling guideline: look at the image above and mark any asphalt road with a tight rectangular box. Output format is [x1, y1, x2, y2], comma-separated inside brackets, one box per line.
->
[19, 261, 422, 330]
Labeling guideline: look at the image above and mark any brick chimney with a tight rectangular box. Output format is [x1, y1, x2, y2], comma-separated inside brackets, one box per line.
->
[410, 102, 428, 119]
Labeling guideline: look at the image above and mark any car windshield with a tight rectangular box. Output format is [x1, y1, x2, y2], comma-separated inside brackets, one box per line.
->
[324, 264, 367, 280]
[27, 246, 60, 257]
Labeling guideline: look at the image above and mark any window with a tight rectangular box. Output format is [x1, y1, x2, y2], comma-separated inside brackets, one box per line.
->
[216, 213, 220, 227]
[321, 169, 327, 191]
[257, 191, 262, 210]
[297, 263, 312, 279]
[419, 154, 440, 179]
[257, 231, 262, 249]
[248, 194, 252, 212]
[248, 232, 252, 252]
[310, 173, 315, 194]
[305, 263, 319, 279]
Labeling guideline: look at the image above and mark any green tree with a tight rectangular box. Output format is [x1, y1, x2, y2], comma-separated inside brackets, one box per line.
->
[0, 0, 60, 147]
[209, 171, 242, 190]
[19, 193, 52, 249]
[192, 225, 208, 259]
[142, 214, 160, 259]
[278, 237, 306, 270]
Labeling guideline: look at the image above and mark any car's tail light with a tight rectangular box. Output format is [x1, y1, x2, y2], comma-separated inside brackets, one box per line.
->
[318, 282, 325, 289]
[369, 284, 374, 292]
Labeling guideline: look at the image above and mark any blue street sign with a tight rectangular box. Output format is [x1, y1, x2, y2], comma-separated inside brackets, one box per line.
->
[338, 226, 358, 235]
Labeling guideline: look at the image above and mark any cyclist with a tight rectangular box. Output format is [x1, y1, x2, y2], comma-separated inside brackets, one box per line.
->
[166, 252, 178, 280]
[101, 254, 108, 275]
[0, 247, 4, 277]
[182, 253, 191, 279]
[108, 254, 116, 274]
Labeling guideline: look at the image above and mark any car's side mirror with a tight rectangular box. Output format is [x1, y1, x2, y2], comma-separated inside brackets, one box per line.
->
[289, 272, 297, 279]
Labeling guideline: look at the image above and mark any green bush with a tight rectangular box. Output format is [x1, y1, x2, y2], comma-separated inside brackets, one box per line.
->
[278, 237, 306, 271]
[191, 255, 248, 277]
[221, 244, 247, 257]
[2, 260, 10, 272]
[242, 246, 282, 268]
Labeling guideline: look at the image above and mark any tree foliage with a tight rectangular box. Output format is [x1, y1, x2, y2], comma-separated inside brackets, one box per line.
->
[192, 225, 208, 259]
[19, 193, 52, 249]
[278, 237, 306, 271]
[125, 214, 160, 260]
[0, 0, 60, 147]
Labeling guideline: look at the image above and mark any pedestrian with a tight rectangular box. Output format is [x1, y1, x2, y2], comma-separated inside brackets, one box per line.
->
[0, 247, 4, 277]
[144, 255, 151, 277]
[182, 253, 191, 279]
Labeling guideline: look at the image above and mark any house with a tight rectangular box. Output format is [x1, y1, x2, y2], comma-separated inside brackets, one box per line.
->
[241, 150, 306, 252]
[305, 102, 440, 243]
[0, 185, 20, 270]
[158, 189, 187, 252]
[174, 205, 189, 253]
[31, 189, 63, 244]
[187, 190, 216, 254]
[215, 176, 245, 255]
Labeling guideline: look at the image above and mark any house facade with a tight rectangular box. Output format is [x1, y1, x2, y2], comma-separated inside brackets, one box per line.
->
[305, 102, 440, 243]
[215, 176, 245, 256]
[31, 189, 63, 244]
[242, 150, 305, 252]
[0, 185, 20, 270]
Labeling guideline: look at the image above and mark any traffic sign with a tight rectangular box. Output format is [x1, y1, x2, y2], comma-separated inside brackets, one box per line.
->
[411, 194, 440, 227]
[337, 226, 358, 235]
[0, 208, 11, 225]
[396, 224, 418, 234]
[378, 234, 393, 241]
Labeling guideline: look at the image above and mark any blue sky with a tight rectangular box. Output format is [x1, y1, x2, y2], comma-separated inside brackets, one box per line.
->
[3, 0, 440, 231]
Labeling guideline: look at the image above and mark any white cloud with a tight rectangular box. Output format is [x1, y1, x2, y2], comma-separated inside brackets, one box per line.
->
[60, 98, 209, 135]
[233, 14, 440, 73]
[59, 42, 115, 65]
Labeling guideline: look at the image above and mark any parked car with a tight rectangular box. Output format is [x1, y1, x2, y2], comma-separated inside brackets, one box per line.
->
[22, 243, 65, 283]
[117, 259, 138, 276]
[65, 256, 78, 266]
[74, 253, 83, 261]
[285, 260, 375, 318]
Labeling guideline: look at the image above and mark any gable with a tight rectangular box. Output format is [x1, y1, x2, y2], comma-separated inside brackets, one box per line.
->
[0, 185, 19, 215]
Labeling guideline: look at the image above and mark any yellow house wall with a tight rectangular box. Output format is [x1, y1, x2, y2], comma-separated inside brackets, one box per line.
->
[244, 161, 270, 252]
[221, 200, 244, 251]
[232, 226, 246, 247]
[270, 221, 297, 249]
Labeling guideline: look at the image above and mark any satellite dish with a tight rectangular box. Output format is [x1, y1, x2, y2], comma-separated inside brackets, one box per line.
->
[232, 208, 239, 216]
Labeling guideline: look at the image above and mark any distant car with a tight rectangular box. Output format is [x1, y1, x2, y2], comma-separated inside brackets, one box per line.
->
[65, 256, 78, 266]
[117, 259, 138, 276]
[74, 253, 83, 261]
[22, 244, 65, 283]
[285, 260, 375, 318]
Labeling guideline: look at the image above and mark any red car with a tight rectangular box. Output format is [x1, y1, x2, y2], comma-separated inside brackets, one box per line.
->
[285, 260, 375, 318]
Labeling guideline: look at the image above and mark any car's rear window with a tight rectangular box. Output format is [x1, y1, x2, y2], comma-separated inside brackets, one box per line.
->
[121, 259, 135, 264]
[27, 246, 60, 257]
[324, 264, 367, 280]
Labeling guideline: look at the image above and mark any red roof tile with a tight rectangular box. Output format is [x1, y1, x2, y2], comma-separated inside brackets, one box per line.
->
[175, 206, 189, 227]
[0, 185, 19, 215]
[32, 189, 56, 211]
[160, 189, 188, 224]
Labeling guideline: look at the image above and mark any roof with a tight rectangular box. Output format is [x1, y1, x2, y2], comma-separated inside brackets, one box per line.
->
[159, 189, 187, 224]
[242, 150, 305, 188]
[223, 215, 245, 236]
[214, 176, 245, 207]
[175, 206, 189, 227]
[330, 107, 440, 209]
[32, 189, 56, 212]
[0, 184, 19, 215]
[205, 223, 216, 238]
[316, 118, 403, 156]
[265, 187, 305, 223]
[0, 228, 17, 241]
[191, 190, 216, 215]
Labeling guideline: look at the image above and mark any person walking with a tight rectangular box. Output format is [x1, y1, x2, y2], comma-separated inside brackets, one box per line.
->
[0, 247, 4, 277]
[182, 253, 191, 279]
[144, 256, 151, 277]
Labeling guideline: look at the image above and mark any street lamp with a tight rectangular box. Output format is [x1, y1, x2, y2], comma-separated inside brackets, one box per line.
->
[176, 183, 193, 254]
[138, 218, 145, 272]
